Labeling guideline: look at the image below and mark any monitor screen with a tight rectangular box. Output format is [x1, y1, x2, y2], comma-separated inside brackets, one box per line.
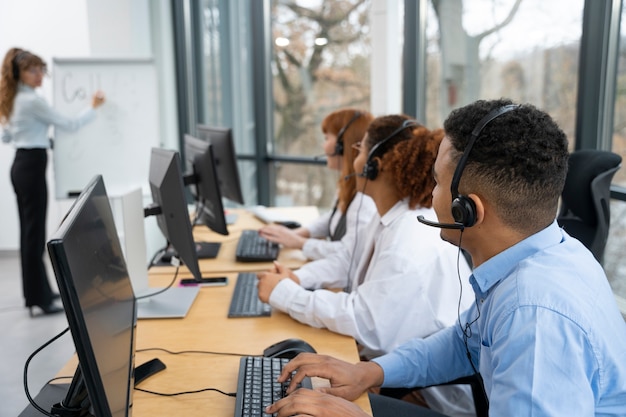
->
[148, 147, 203, 281]
[47, 175, 136, 417]
[196, 124, 245, 204]
[183, 134, 229, 236]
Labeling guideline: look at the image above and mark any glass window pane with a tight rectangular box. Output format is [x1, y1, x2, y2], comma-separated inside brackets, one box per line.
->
[605, 200, 626, 316]
[612, 4, 626, 188]
[425, 0, 583, 150]
[271, 0, 372, 208]
[272, 163, 340, 209]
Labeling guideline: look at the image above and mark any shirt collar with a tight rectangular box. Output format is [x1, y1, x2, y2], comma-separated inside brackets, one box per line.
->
[379, 198, 410, 227]
[470, 220, 565, 294]
[18, 83, 35, 93]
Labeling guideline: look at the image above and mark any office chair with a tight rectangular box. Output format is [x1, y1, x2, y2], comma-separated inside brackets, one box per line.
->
[379, 373, 489, 417]
[557, 149, 622, 264]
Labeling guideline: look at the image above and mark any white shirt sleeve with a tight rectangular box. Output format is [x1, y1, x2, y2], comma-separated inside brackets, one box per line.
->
[301, 193, 376, 260]
[29, 95, 96, 132]
[1, 127, 11, 143]
[270, 203, 473, 358]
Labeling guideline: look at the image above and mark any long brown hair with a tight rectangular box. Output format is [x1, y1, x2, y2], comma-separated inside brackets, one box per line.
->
[0, 48, 47, 124]
[321, 108, 374, 212]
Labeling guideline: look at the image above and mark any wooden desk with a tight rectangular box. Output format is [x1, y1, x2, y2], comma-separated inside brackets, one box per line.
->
[51, 272, 372, 417]
[150, 206, 320, 275]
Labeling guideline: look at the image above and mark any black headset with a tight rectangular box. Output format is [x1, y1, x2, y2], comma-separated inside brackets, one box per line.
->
[449, 104, 520, 228]
[362, 119, 420, 181]
[333, 111, 362, 156]
[12, 51, 26, 81]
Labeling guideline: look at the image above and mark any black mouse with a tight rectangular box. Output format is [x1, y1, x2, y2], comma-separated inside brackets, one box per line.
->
[276, 220, 301, 229]
[263, 338, 317, 359]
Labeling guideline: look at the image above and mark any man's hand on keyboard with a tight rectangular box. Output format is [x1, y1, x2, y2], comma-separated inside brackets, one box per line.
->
[277, 353, 384, 401]
[266, 388, 369, 417]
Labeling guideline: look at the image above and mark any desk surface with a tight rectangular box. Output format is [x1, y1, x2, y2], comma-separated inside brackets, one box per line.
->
[54, 271, 372, 416]
[150, 206, 319, 275]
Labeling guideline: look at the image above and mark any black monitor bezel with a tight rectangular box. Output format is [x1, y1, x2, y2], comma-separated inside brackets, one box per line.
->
[195, 124, 244, 205]
[148, 147, 203, 281]
[183, 134, 229, 236]
[47, 175, 136, 417]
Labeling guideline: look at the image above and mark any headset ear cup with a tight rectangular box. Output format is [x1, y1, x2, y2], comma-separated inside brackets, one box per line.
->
[364, 159, 378, 180]
[334, 140, 344, 156]
[451, 195, 477, 227]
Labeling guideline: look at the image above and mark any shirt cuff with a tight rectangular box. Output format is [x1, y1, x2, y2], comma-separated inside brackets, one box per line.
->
[372, 352, 405, 387]
[269, 279, 303, 312]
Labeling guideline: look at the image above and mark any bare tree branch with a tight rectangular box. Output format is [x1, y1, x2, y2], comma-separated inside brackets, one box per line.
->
[476, 0, 523, 41]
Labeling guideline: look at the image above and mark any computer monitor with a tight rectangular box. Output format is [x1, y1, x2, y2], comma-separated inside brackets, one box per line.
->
[196, 124, 245, 205]
[46, 175, 136, 417]
[183, 134, 229, 236]
[146, 147, 211, 277]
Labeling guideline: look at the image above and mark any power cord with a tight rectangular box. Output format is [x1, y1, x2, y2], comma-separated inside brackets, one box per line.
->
[135, 264, 180, 301]
[23, 327, 70, 417]
[136, 347, 255, 357]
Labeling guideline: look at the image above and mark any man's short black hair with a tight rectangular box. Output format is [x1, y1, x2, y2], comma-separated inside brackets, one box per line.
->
[443, 99, 569, 234]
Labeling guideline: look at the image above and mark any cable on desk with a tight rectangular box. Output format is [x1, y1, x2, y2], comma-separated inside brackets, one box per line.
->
[136, 347, 256, 357]
[148, 243, 170, 269]
[135, 386, 236, 398]
[23, 327, 71, 417]
[135, 265, 180, 301]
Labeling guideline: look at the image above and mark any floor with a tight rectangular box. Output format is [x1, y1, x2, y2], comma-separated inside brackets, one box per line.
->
[0, 250, 74, 417]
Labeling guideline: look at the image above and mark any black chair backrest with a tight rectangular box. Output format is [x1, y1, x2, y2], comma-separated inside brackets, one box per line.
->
[558, 149, 621, 263]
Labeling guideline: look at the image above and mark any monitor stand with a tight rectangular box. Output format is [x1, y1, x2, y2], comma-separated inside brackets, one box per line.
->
[135, 285, 199, 319]
[19, 360, 166, 417]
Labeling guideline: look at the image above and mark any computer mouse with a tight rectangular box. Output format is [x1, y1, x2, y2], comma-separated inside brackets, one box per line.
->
[276, 220, 301, 229]
[263, 338, 317, 359]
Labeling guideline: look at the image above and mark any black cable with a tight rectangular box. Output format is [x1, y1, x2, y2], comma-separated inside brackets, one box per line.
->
[135, 386, 236, 397]
[455, 231, 481, 375]
[345, 178, 368, 292]
[135, 265, 180, 300]
[136, 347, 255, 357]
[148, 242, 169, 269]
[23, 327, 71, 417]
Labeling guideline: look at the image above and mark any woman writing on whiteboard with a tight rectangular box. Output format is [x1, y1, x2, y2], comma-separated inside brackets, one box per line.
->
[0, 47, 105, 317]
[258, 108, 376, 260]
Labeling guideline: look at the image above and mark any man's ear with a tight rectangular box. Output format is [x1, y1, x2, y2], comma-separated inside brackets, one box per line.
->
[468, 193, 485, 226]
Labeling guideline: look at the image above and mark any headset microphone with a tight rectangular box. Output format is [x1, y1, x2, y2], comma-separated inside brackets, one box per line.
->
[313, 154, 327, 160]
[416, 215, 464, 230]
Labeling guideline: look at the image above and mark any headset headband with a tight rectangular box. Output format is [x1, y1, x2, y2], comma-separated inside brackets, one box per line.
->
[450, 104, 520, 198]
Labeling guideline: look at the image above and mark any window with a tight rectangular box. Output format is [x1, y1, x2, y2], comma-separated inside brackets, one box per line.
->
[270, 0, 372, 207]
[424, 0, 583, 149]
[607, 3, 626, 313]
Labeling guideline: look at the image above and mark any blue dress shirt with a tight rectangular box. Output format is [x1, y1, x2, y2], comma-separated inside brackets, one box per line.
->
[374, 221, 626, 416]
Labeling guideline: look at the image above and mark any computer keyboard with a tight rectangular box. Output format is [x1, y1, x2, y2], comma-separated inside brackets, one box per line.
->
[234, 356, 312, 417]
[235, 230, 280, 262]
[247, 205, 288, 224]
[228, 272, 271, 318]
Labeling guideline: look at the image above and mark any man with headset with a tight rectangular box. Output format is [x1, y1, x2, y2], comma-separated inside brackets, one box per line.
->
[265, 99, 626, 417]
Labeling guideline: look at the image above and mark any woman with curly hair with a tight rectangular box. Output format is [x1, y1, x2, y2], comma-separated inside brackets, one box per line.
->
[257, 114, 476, 417]
[258, 108, 377, 260]
[1, 47, 105, 316]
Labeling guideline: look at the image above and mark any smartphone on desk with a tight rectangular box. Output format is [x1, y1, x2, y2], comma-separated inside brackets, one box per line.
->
[180, 277, 228, 287]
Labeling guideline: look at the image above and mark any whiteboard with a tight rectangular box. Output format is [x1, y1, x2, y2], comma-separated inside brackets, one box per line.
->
[52, 58, 160, 199]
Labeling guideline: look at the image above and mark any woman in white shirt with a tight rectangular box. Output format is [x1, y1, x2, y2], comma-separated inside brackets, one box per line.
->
[257, 115, 476, 417]
[258, 108, 376, 260]
[0, 48, 105, 316]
